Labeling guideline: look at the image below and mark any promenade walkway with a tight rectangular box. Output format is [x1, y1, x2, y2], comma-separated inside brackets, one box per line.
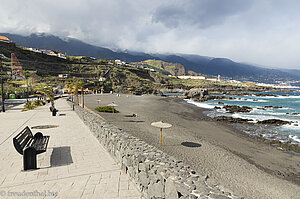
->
[0, 99, 144, 199]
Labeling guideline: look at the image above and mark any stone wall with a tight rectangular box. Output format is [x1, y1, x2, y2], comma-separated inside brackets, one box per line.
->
[70, 102, 239, 199]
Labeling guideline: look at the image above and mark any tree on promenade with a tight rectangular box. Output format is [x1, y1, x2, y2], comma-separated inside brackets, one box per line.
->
[65, 80, 83, 105]
[35, 83, 55, 109]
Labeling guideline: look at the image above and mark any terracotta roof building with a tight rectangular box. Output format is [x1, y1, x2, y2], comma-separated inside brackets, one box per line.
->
[0, 36, 11, 43]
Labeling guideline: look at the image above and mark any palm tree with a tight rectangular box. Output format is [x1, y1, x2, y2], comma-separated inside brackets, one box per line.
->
[65, 81, 75, 102]
[65, 80, 83, 105]
[73, 80, 83, 105]
[35, 84, 55, 109]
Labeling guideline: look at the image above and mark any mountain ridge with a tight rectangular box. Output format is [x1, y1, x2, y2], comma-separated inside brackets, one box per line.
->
[1, 33, 300, 82]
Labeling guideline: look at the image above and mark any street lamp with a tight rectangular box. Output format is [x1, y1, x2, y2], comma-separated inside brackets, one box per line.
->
[81, 87, 84, 108]
[1, 58, 6, 112]
[0, 76, 9, 112]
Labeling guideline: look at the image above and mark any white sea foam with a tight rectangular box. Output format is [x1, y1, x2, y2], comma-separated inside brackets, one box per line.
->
[259, 107, 293, 111]
[218, 98, 268, 102]
[255, 99, 268, 102]
[259, 95, 300, 99]
[289, 135, 300, 143]
[185, 99, 215, 109]
[262, 112, 290, 116]
[231, 112, 287, 122]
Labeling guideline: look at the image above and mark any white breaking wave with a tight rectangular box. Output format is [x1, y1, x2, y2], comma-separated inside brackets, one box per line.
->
[259, 95, 300, 99]
[289, 135, 300, 143]
[230, 112, 295, 123]
[185, 99, 215, 109]
[215, 98, 268, 102]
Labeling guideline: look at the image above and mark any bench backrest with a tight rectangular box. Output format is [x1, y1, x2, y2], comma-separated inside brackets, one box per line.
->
[13, 126, 34, 155]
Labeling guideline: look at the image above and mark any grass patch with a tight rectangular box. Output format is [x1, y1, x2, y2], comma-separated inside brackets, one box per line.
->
[95, 106, 119, 113]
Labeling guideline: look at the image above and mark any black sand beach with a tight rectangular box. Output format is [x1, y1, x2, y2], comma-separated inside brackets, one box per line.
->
[84, 94, 300, 199]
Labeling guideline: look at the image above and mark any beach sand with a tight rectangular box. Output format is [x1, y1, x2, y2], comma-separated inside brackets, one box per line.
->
[84, 94, 300, 199]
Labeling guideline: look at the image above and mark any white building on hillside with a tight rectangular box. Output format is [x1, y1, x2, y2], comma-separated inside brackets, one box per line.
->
[177, 75, 206, 80]
[57, 53, 66, 59]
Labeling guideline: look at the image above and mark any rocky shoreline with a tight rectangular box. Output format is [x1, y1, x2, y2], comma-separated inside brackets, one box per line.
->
[177, 87, 293, 102]
[175, 87, 300, 154]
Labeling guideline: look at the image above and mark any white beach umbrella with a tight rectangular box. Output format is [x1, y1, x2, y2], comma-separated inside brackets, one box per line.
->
[107, 102, 118, 118]
[151, 121, 172, 146]
[96, 99, 101, 104]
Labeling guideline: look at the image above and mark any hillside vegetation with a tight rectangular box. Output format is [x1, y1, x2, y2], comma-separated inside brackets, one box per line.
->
[141, 59, 186, 76]
[0, 40, 271, 96]
[0, 41, 166, 94]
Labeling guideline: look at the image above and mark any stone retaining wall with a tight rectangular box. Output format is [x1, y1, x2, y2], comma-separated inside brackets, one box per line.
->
[70, 102, 239, 199]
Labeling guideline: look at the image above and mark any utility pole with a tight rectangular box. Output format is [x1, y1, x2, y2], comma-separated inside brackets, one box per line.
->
[81, 87, 84, 108]
[26, 73, 29, 102]
[1, 77, 4, 112]
[1, 58, 5, 112]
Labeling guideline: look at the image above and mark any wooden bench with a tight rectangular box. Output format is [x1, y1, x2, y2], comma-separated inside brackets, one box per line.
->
[13, 126, 50, 170]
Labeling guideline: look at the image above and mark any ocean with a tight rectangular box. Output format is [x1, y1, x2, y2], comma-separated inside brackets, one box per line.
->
[186, 88, 300, 146]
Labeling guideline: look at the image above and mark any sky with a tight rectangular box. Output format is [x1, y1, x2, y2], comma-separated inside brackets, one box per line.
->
[0, 0, 300, 69]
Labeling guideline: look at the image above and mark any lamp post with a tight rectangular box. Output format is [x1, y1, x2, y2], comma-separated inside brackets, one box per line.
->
[81, 87, 84, 108]
[26, 77, 29, 102]
[1, 58, 5, 112]
[1, 77, 4, 112]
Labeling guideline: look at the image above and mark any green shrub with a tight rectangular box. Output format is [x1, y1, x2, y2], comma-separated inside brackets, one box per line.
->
[23, 101, 34, 111]
[23, 100, 45, 111]
[33, 100, 45, 106]
[95, 106, 119, 113]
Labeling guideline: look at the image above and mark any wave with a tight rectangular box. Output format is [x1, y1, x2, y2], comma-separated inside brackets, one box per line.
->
[185, 99, 215, 109]
[289, 135, 300, 143]
[258, 95, 300, 99]
[230, 112, 299, 123]
[251, 109, 295, 116]
[221, 98, 268, 102]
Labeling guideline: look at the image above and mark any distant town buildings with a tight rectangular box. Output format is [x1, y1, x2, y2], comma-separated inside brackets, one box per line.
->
[58, 74, 70, 78]
[177, 75, 206, 80]
[57, 53, 66, 59]
[176, 75, 221, 81]
[115, 59, 126, 65]
[206, 78, 218, 81]
[27, 48, 42, 53]
[25, 47, 67, 59]
[0, 37, 66, 60]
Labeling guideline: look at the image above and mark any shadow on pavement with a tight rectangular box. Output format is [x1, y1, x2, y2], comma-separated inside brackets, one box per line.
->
[50, 146, 73, 167]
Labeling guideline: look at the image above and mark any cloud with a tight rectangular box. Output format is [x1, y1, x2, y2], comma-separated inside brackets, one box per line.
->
[152, 0, 252, 29]
[0, 0, 300, 69]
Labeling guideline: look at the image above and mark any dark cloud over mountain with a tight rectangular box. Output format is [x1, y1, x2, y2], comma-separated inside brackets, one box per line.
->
[152, 0, 252, 28]
[0, 0, 299, 69]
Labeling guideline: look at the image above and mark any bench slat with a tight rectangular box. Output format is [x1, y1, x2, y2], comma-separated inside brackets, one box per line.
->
[13, 126, 34, 155]
[15, 127, 33, 142]
[32, 136, 50, 153]
[20, 134, 32, 149]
